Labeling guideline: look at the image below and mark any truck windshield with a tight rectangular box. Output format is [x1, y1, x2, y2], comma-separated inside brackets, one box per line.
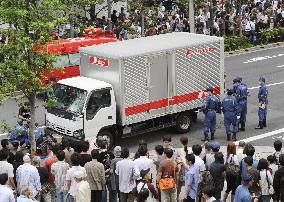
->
[52, 84, 87, 115]
[53, 53, 80, 68]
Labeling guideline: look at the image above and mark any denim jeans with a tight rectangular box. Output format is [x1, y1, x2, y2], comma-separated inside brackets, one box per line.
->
[55, 189, 67, 202]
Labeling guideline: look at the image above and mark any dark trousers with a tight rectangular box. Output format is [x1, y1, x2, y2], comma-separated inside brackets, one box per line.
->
[91, 190, 102, 202]
[183, 196, 195, 202]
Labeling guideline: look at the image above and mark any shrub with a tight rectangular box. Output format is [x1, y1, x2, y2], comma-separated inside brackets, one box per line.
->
[224, 36, 252, 52]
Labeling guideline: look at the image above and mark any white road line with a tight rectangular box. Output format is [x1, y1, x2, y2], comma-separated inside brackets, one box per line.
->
[248, 81, 284, 90]
[236, 128, 284, 144]
[277, 65, 284, 68]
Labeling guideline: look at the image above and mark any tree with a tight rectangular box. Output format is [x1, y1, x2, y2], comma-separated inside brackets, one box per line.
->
[0, 0, 71, 154]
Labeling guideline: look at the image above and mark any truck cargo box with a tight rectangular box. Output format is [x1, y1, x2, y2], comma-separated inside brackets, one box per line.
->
[79, 32, 224, 126]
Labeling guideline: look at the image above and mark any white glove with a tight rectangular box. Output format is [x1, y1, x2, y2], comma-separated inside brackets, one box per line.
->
[237, 116, 240, 120]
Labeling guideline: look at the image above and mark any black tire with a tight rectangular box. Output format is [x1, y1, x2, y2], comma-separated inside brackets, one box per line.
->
[97, 130, 114, 149]
[175, 113, 192, 133]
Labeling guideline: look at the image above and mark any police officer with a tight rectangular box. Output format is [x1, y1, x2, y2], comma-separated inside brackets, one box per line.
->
[222, 89, 238, 141]
[233, 77, 249, 131]
[255, 76, 268, 129]
[201, 87, 217, 142]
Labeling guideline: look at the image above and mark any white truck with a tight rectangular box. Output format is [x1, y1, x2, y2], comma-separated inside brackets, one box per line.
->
[45, 32, 224, 147]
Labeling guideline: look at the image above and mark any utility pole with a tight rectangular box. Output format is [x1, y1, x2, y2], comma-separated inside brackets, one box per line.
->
[141, 1, 145, 37]
[189, 0, 195, 33]
[209, 0, 214, 35]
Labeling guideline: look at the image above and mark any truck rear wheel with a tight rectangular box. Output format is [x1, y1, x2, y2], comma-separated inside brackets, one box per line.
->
[97, 130, 114, 149]
[175, 113, 192, 133]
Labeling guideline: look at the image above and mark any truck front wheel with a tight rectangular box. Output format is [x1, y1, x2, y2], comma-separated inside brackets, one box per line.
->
[175, 113, 192, 133]
[97, 130, 114, 149]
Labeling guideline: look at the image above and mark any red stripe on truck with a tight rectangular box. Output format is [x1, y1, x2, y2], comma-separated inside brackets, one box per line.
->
[125, 86, 220, 116]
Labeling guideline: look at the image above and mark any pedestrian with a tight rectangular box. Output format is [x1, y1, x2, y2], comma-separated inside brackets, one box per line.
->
[74, 170, 91, 202]
[134, 139, 148, 159]
[66, 152, 87, 202]
[163, 136, 173, 150]
[235, 174, 258, 202]
[134, 145, 154, 181]
[51, 150, 70, 202]
[240, 144, 259, 179]
[192, 144, 206, 173]
[16, 154, 41, 199]
[110, 146, 123, 201]
[183, 154, 199, 202]
[153, 145, 164, 171]
[257, 158, 273, 202]
[201, 87, 217, 141]
[244, 156, 261, 197]
[137, 168, 159, 202]
[115, 147, 140, 202]
[1, 139, 15, 164]
[62, 138, 74, 166]
[17, 186, 36, 202]
[0, 173, 15, 202]
[203, 142, 214, 170]
[273, 140, 283, 165]
[233, 76, 249, 131]
[255, 76, 268, 129]
[222, 89, 238, 141]
[267, 155, 278, 179]
[32, 156, 51, 202]
[273, 154, 284, 202]
[209, 152, 226, 200]
[84, 149, 106, 202]
[0, 149, 16, 190]
[236, 141, 246, 163]
[201, 186, 216, 202]
[156, 148, 179, 202]
[80, 141, 92, 167]
[44, 144, 61, 185]
[223, 142, 239, 201]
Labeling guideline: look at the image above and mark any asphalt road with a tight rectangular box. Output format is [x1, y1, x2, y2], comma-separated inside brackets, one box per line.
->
[1, 45, 284, 152]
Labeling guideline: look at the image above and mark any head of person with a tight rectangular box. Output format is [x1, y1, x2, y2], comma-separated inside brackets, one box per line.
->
[206, 87, 213, 96]
[267, 155, 276, 165]
[81, 141, 90, 153]
[0, 173, 8, 185]
[56, 150, 65, 161]
[211, 141, 221, 152]
[244, 156, 253, 167]
[273, 140, 282, 152]
[1, 139, 12, 150]
[20, 186, 33, 198]
[23, 102, 29, 110]
[91, 149, 100, 160]
[113, 146, 122, 158]
[202, 186, 214, 200]
[227, 142, 237, 155]
[138, 145, 148, 157]
[244, 144, 255, 157]
[164, 148, 174, 159]
[243, 174, 253, 187]
[180, 136, 189, 153]
[238, 141, 246, 148]
[163, 136, 172, 148]
[121, 147, 130, 159]
[32, 156, 41, 167]
[138, 139, 147, 148]
[15, 151, 24, 163]
[70, 153, 81, 166]
[0, 149, 9, 161]
[257, 158, 269, 171]
[259, 76, 265, 85]
[74, 170, 85, 183]
[192, 144, 202, 156]
[205, 142, 212, 152]
[279, 154, 284, 167]
[214, 152, 224, 163]
[233, 77, 241, 86]
[155, 145, 164, 156]
[227, 89, 234, 96]
[23, 153, 31, 164]
[96, 137, 108, 150]
[185, 153, 195, 166]
[140, 168, 151, 181]
[51, 143, 61, 156]
[113, 10, 117, 14]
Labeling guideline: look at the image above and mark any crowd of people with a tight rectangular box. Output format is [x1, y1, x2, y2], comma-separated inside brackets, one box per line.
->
[1, 134, 284, 202]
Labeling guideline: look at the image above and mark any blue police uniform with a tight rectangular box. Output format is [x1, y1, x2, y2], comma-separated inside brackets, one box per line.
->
[222, 92, 238, 141]
[202, 93, 217, 141]
[256, 77, 268, 129]
[235, 82, 249, 130]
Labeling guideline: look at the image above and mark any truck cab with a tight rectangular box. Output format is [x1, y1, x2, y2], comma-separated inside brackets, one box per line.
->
[45, 76, 116, 145]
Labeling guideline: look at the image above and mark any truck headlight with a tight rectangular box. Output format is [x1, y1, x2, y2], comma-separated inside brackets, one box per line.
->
[73, 129, 84, 140]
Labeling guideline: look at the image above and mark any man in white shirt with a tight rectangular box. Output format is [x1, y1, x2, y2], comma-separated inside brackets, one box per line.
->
[74, 170, 91, 202]
[0, 149, 16, 190]
[16, 154, 41, 198]
[192, 145, 206, 173]
[115, 147, 140, 202]
[0, 173, 15, 202]
[66, 153, 87, 202]
[133, 145, 153, 181]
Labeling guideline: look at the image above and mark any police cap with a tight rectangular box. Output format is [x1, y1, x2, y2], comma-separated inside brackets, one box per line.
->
[206, 87, 214, 93]
[259, 76, 265, 82]
[233, 76, 241, 83]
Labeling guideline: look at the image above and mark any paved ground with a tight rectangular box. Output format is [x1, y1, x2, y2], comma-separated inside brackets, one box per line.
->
[1, 45, 284, 153]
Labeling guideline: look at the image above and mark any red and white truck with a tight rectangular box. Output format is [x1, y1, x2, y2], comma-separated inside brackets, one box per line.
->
[42, 28, 118, 85]
[45, 32, 224, 147]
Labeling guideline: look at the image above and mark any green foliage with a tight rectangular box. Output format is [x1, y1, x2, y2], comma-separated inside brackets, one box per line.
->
[259, 28, 284, 45]
[224, 36, 252, 52]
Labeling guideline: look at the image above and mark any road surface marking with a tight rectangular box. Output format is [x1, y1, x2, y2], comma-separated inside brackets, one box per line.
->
[236, 128, 284, 144]
[248, 81, 284, 90]
[243, 53, 284, 64]
[277, 64, 284, 68]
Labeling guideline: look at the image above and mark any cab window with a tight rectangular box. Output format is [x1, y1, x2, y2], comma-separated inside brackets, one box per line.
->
[86, 88, 111, 120]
